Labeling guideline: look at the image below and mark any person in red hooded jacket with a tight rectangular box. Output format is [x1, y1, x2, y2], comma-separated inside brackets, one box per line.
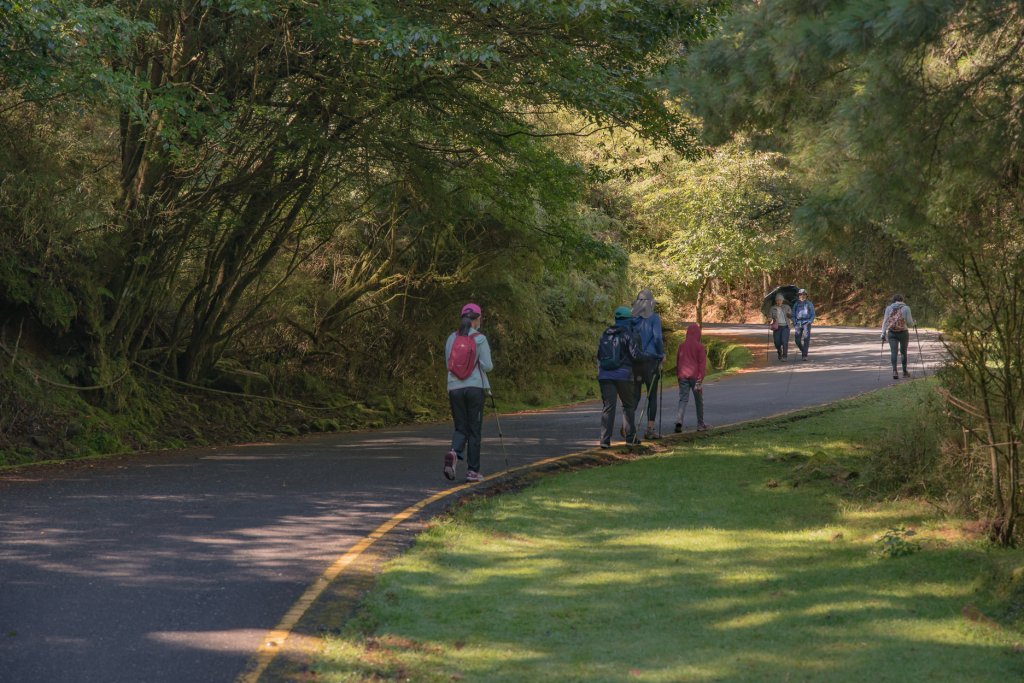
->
[675, 323, 710, 432]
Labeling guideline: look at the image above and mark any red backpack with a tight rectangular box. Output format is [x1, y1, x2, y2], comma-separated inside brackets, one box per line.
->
[447, 332, 479, 380]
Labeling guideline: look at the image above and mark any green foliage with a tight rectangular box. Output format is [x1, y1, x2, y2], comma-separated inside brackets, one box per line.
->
[679, 0, 1024, 542]
[876, 526, 922, 559]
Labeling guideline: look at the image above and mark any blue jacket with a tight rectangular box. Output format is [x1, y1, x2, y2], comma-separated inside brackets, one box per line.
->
[792, 300, 815, 326]
[597, 319, 641, 381]
[631, 314, 665, 361]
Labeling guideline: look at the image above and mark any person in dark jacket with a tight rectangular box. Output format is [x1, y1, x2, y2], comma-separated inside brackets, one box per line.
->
[675, 323, 709, 432]
[630, 289, 666, 439]
[597, 306, 642, 448]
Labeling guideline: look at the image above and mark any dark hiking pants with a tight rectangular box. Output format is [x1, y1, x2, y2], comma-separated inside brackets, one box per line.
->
[600, 379, 637, 445]
[794, 323, 812, 357]
[632, 358, 661, 424]
[449, 387, 485, 472]
[773, 326, 790, 358]
[888, 330, 910, 373]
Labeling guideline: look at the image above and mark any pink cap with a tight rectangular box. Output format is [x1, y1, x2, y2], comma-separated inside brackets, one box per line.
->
[461, 302, 481, 316]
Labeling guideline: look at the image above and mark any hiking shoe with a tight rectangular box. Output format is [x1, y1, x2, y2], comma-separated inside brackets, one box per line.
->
[599, 442, 611, 450]
[903, 370, 910, 378]
[644, 430, 661, 440]
[697, 423, 710, 431]
[674, 423, 682, 433]
[444, 449, 457, 481]
[892, 372, 899, 380]
[802, 355, 808, 361]
[466, 470, 484, 483]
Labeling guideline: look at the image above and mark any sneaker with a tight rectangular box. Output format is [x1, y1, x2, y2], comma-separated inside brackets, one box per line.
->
[600, 442, 611, 449]
[674, 423, 682, 433]
[892, 372, 899, 380]
[466, 470, 484, 483]
[644, 430, 661, 440]
[443, 449, 457, 481]
[697, 423, 710, 431]
[802, 355, 808, 361]
[903, 370, 910, 378]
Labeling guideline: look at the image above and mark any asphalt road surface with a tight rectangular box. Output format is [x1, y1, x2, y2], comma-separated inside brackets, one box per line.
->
[0, 325, 942, 683]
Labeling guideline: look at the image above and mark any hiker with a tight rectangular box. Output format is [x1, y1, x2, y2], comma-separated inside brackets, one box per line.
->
[631, 289, 666, 439]
[444, 303, 493, 483]
[597, 306, 642, 448]
[675, 323, 709, 432]
[881, 294, 916, 380]
[767, 293, 793, 361]
[792, 288, 815, 361]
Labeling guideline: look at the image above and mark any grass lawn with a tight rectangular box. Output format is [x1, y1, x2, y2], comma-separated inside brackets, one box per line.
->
[312, 381, 1024, 682]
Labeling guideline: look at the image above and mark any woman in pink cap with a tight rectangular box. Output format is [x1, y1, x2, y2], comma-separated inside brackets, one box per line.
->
[443, 302, 493, 482]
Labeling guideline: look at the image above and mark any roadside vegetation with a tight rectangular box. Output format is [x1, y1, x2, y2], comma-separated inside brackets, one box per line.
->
[1, 1, 1021, 542]
[311, 381, 1024, 682]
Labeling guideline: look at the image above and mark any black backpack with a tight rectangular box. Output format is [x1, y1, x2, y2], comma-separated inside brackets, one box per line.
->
[597, 327, 627, 370]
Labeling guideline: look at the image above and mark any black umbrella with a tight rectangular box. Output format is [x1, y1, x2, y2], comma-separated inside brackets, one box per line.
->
[762, 284, 801, 315]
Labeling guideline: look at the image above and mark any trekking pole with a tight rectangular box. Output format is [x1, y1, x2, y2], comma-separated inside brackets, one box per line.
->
[658, 361, 663, 438]
[488, 392, 510, 472]
[632, 400, 649, 448]
[876, 338, 885, 382]
[913, 326, 927, 377]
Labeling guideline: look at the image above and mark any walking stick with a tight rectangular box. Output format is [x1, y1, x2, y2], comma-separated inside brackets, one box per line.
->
[658, 361, 663, 438]
[877, 337, 885, 382]
[913, 326, 927, 377]
[488, 392, 510, 472]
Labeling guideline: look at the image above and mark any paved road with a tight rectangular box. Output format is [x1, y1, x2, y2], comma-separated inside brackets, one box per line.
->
[0, 325, 941, 683]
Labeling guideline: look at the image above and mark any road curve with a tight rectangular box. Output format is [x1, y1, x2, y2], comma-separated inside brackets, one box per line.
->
[0, 325, 942, 683]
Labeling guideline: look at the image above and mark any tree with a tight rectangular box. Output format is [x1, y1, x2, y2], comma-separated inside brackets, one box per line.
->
[636, 144, 798, 324]
[680, 0, 1024, 543]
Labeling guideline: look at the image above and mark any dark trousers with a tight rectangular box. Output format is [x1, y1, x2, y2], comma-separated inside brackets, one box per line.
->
[676, 378, 704, 426]
[773, 326, 790, 358]
[449, 387, 485, 472]
[632, 358, 661, 423]
[794, 323, 812, 357]
[888, 330, 910, 372]
[600, 379, 637, 445]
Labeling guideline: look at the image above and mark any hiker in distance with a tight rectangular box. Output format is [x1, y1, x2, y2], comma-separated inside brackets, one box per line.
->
[597, 306, 642, 449]
[767, 293, 794, 361]
[631, 289, 666, 439]
[881, 293, 916, 380]
[444, 303, 493, 483]
[791, 288, 815, 361]
[675, 323, 710, 433]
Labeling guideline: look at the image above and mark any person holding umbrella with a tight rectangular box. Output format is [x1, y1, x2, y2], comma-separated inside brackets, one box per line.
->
[767, 293, 794, 361]
[791, 288, 815, 361]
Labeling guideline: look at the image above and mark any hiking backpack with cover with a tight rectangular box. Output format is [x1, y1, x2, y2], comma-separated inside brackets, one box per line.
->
[447, 332, 480, 380]
[597, 327, 627, 370]
[886, 304, 908, 333]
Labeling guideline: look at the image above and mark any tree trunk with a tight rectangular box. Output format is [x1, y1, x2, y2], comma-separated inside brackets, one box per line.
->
[696, 277, 710, 326]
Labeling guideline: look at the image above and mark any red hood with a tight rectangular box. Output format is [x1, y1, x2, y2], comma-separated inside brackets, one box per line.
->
[685, 323, 702, 343]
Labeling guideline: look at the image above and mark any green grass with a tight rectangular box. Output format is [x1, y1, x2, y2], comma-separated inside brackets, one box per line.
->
[313, 381, 1024, 682]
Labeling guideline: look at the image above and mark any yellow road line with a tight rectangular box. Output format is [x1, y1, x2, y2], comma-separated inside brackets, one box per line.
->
[235, 450, 585, 683]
